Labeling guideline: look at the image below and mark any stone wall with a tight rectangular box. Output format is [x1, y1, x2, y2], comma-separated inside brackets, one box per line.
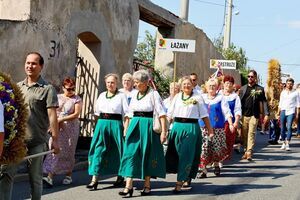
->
[0, 0, 240, 87]
[0, 0, 139, 91]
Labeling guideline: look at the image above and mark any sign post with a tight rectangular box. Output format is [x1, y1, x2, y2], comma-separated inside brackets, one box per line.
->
[157, 38, 196, 87]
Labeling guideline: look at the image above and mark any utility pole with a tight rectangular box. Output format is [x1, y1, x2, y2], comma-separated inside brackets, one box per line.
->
[223, 0, 233, 50]
[180, 0, 189, 21]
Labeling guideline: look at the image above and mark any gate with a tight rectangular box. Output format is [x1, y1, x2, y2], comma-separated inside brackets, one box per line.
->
[75, 55, 99, 137]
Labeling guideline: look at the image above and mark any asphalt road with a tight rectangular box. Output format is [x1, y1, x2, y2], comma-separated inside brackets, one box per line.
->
[12, 133, 300, 200]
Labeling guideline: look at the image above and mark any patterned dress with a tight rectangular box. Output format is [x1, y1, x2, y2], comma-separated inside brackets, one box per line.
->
[223, 92, 241, 160]
[43, 94, 82, 174]
[199, 93, 232, 168]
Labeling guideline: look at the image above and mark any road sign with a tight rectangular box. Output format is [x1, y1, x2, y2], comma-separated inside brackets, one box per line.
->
[210, 59, 236, 69]
[158, 38, 196, 53]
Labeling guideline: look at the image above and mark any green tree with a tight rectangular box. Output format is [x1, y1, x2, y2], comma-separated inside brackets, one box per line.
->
[214, 37, 249, 85]
[134, 31, 171, 97]
[134, 30, 156, 65]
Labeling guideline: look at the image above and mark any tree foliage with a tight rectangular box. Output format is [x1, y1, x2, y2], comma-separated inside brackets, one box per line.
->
[134, 31, 171, 97]
[134, 31, 156, 66]
[214, 37, 249, 85]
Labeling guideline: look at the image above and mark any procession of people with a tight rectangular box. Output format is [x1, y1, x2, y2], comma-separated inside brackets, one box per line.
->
[1, 52, 300, 200]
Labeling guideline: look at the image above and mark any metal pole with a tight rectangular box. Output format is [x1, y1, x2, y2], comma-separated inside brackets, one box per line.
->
[173, 52, 177, 86]
[223, 0, 233, 50]
[180, 0, 189, 21]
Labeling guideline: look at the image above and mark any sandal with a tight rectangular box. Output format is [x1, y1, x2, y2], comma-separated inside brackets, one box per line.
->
[62, 176, 72, 185]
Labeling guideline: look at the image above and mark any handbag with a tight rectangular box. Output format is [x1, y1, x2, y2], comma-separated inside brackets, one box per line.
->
[152, 91, 162, 134]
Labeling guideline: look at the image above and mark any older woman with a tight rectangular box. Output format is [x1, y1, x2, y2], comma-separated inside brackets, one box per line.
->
[119, 73, 136, 104]
[166, 76, 213, 193]
[118, 70, 167, 197]
[222, 75, 241, 160]
[163, 82, 180, 112]
[198, 78, 234, 178]
[87, 73, 129, 190]
[43, 77, 82, 186]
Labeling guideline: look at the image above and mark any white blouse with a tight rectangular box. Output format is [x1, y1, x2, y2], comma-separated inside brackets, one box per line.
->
[201, 93, 232, 120]
[127, 89, 166, 118]
[119, 88, 137, 103]
[0, 100, 4, 132]
[94, 91, 129, 116]
[223, 92, 242, 117]
[167, 92, 208, 119]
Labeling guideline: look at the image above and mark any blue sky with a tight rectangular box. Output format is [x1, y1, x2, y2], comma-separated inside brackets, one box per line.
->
[139, 0, 300, 85]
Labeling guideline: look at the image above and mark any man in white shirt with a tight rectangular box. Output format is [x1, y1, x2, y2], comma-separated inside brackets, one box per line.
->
[278, 78, 300, 151]
[190, 73, 202, 94]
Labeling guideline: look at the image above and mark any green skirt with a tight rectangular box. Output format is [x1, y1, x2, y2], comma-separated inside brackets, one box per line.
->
[166, 121, 202, 181]
[88, 119, 123, 176]
[118, 116, 166, 179]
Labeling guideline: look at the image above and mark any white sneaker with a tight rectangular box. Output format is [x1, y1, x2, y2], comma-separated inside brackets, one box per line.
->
[43, 176, 53, 187]
[62, 176, 72, 185]
[280, 143, 286, 150]
[285, 144, 291, 151]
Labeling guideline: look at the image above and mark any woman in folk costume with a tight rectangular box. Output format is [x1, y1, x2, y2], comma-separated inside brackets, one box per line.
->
[87, 73, 129, 190]
[118, 69, 167, 197]
[119, 73, 136, 105]
[166, 76, 213, 193]
[198, 78, 234, 178]
[222, 75, 242, 160]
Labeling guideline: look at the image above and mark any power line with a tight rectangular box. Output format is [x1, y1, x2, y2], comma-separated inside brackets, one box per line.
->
[193, 0, 225, 7]
[248, 59, 300, 66]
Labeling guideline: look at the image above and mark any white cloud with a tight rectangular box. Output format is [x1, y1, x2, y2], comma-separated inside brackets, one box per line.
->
[288, 21, 300, 29]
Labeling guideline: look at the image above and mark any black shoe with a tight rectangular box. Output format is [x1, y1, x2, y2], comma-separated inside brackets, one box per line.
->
[86, 181, 98, 190]
[214, 166, 221, 176]
[140, 187, 151, 196]
[172, 183, 183, 194]
[113, 176, 125, 187]
[182, 178, 191, 188]
[268, 140, 279, 145]
[119, 187, 133, 197]
[197, 172, 207, 179]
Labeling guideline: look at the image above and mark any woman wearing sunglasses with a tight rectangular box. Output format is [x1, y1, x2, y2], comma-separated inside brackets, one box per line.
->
[43, 77, 82, 187]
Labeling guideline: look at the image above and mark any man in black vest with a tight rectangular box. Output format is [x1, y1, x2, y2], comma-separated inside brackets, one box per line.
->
[240, 70, 266, 160]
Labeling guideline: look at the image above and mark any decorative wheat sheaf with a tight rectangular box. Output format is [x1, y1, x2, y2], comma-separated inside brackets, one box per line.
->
[0, 72, 28, 164]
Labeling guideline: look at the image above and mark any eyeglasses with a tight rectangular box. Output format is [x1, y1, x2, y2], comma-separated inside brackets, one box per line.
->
[247, 75, 254, 78]
[191, 79, 197, 81]
[64, 87, 75, 92]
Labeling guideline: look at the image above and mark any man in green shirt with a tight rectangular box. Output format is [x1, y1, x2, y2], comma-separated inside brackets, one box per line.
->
[0, 52, 60, 200]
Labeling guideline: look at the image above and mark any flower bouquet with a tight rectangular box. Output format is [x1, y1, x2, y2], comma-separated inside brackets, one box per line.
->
[0, 72, 28, 164]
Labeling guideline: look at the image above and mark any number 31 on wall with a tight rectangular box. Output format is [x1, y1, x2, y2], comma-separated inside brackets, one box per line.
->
[49, 40, 61, 58]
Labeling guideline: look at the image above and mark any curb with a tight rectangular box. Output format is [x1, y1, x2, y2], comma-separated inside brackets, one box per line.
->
[14, 161, 88, 183]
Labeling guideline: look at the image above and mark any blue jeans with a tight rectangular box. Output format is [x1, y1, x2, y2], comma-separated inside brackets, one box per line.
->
[0, 144, 46, 200]
[269, 119, 280, 142]
[297, 113, 300, 135]
[280, 111, 295, 141]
